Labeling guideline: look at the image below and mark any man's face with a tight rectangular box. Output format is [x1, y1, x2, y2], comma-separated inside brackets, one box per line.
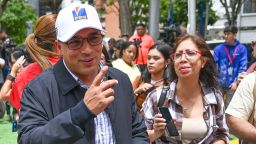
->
[136, 26, 145, 36]
[58, 28, 103, 79]
[223, 32, 236, 45]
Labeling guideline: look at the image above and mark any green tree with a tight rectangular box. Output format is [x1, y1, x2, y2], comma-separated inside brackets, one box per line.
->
[108, 0, 168, 35]
[0, 0, 37, 44]
[172, 0, 218, 27]
[219, 0, 245, 26]
[129, 0, 172, 31]
[107, 0, 218, 35]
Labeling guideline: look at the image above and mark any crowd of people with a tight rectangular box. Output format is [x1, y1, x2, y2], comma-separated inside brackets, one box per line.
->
[0, 2, 255, 144]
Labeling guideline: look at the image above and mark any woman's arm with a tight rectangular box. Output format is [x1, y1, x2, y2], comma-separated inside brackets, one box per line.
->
[0, 77, 13, 101]
[227, 115, 256, 142]
[0, 56, 25, 101]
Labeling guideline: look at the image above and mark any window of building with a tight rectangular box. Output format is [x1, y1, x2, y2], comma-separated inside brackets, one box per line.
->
[243, 0, 256, 13]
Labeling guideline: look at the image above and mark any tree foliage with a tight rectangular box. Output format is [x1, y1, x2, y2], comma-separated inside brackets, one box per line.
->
[103, 0, 218, 35]
[172, 0, 218, 27]
[219, 0, 245, 26]
[129, 0, 149, 31]
[128, 0, 218, 32]
[0, 0, 37, 44]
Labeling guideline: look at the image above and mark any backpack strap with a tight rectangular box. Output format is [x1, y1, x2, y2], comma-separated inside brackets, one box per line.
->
[157, 86, 170, 107]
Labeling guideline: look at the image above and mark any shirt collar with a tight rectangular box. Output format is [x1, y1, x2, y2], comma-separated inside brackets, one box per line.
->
[62, 59, 104, 89]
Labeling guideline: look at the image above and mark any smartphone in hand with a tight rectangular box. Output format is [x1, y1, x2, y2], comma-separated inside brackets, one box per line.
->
[158, 107, 179, 136]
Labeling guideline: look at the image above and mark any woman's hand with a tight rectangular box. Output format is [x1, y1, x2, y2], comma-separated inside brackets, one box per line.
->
[134, 83, 153, 95]
[10, 56, 26, 77]
[153, 113, 167, 139]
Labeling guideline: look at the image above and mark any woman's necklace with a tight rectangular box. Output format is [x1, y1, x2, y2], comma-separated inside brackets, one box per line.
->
[150, 78, 164, 85]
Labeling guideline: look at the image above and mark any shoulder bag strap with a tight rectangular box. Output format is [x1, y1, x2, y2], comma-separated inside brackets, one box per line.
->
[157, 85, 170, 107]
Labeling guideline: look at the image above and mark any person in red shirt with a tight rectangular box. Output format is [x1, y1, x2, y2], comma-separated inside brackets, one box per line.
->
[9, 14, 59, 111]
[129, 23, 154, 72]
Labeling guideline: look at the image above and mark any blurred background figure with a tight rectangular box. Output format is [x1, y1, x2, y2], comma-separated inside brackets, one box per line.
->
[133, 42, 171, 110]
[246, 40, 256, 72]
[234, 40, 256, 88]
[0, 48, 27, 101]
[107, 38, 116, 60]
[112, 39, 123, 60]
[112, 40, 140, 84]
[0, 47, 29, 122]
[0, 31, 16, 81]
[101, 45, 112, 67]
[129, 23, 155, 73]
[213, 25, 248, 108]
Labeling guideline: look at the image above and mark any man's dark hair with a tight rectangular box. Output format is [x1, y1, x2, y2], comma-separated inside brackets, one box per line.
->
[136, 23, 145, 28]
[224, 26, 238, 34]
[114, 39, 125, 50]
[108, 38, 116, 45]
[120, 34, 129, 38]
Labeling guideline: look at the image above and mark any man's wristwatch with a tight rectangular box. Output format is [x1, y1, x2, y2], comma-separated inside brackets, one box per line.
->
[7, 74, 15, 82]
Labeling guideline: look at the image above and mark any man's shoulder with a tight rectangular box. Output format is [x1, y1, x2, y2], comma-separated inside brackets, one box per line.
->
[225, 72, 256, 119]
[108, 67, 131, 84]
[241, 72, 255, 86]
[109, 67, 127, 78]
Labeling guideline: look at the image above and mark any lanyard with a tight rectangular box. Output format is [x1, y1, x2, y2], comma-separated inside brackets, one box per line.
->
[224, 45, 238, 64]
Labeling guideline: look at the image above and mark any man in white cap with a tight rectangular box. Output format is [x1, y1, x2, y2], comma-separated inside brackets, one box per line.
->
[18, 4, 148, 144]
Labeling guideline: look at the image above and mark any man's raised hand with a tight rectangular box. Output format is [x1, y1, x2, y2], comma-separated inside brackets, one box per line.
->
[83, 66, 118, 115]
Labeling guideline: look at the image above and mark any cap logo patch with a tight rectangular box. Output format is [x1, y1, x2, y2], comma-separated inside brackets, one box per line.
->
[72, 7, 87, 21]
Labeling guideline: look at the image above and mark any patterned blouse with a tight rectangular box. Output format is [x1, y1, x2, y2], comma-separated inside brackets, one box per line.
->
[142, 81, 229, 144]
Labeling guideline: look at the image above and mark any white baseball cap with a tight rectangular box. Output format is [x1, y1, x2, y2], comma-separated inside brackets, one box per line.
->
[56, 4, 104, 42]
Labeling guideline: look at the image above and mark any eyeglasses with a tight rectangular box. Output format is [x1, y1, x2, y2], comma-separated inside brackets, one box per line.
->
[65, 34, 103, 50]
[172, 49, 201, 61]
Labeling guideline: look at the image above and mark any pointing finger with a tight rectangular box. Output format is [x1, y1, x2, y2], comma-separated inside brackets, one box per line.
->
[91, 66, 108, 86]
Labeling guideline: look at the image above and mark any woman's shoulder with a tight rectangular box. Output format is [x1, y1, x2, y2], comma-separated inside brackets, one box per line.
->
[201, 82, 223, 105]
